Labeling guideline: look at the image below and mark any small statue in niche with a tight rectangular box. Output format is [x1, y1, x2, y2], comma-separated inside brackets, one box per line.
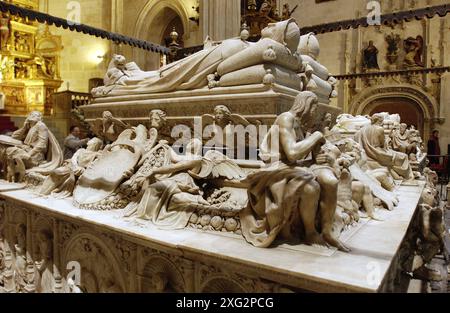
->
[14, 224, 28, 293]
[0, 13, 10, 50]
[403, 36, 424, 68]
[147, 272, 174, 293]
[385, 33, 401, 64]
[362, 41, 380, 70]
[34, 230, 55, 293]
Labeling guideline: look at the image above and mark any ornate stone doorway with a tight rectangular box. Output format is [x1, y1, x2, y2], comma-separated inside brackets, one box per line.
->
[366, 97, 425, 137]
[349, 84, 439, 142]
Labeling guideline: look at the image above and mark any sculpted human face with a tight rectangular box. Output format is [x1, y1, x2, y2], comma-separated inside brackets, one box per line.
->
[400, 124, 407, 134]
[39, 234, 52, 260]
[103, 111, 113, 122]
[215, 110, 225, 123]
[150, 113, 163, 129]
[301, 100, 318, 129]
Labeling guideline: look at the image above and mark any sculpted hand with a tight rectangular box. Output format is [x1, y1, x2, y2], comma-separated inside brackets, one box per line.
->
[315, 154, 333, 165]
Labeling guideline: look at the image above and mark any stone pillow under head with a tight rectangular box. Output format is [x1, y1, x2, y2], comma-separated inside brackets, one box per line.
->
[218, 64, 303, 91]
[217, 38, 303, 77]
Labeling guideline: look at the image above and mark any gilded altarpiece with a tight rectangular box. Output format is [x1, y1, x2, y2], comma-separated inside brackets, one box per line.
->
[0, 0, 62, 116]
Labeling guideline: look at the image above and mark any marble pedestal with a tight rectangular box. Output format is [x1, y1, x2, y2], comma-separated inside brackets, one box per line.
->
[83, 84, 341, 129]
[0, 181, 425, 293]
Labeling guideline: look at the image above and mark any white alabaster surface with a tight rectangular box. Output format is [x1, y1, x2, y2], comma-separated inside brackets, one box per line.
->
[0, 181, 424, 292]
[0, 179, 26, 192]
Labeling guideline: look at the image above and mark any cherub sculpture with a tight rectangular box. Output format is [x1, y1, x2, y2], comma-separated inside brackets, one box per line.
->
[202, 105, 259, 153]
[125, 139, 246, 229]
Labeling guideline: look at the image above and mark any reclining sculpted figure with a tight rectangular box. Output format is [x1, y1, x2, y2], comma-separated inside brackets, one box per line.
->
[240, 91, 349, 252]
[92, 19, 305, 96]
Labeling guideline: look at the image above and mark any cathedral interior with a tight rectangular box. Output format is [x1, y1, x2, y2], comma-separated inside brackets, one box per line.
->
[0, 0, 449, 295]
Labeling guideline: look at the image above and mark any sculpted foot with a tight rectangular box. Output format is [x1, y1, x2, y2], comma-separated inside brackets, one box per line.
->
[304, 232, 327, 248]
[323, 232, 351, 252]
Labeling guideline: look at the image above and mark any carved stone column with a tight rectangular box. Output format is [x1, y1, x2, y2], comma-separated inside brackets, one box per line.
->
[201, 0, 241, 41]
[52, 219, 63, 293]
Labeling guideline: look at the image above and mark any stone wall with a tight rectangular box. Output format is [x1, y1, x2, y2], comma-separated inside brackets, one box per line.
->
[39, 0, 113, 93]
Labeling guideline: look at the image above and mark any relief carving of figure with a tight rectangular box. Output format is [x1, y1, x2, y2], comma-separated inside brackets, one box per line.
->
[14, 224, 27, 292]
[34, 230, 55, 293]
[1, 111, 63, 183]
[147, 272, 174, 293]
[355, 113, 414, 181]
[118, 110, 169, 209]
[385, 33, 401, 64]
[403, 36, 424, 68]
[240, 91, 349, 252]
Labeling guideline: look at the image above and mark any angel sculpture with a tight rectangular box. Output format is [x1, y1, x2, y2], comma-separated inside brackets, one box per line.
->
[124, 138, 246, 230]
[201, 105, 260, 155]
[91, 111, 130, 144]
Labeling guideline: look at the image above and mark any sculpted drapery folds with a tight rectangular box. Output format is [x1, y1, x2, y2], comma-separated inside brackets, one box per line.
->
[92, 19, 303, 97]
[38, 138, 104, 199]
[240, 91, 349, 252]
[1, 111, 63, 183]
[355, 113, 415, 181]
[125, 138, 246, 229]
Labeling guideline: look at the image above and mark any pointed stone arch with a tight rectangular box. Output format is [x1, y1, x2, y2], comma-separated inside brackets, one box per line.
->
[133, 0, 191, 70]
